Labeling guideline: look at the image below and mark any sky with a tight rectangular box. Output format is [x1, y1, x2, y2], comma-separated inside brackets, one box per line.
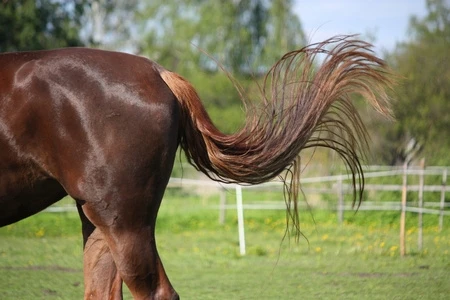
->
[293, 0, 428, 56]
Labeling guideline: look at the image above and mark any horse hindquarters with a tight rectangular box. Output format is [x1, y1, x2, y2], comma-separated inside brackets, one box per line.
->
[1, 48, 183, 299]
[70, 97, 180, 299]
[46, 56, 183, 298]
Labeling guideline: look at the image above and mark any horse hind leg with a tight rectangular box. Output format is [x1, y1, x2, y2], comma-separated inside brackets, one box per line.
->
[77, 203, 123, 299]
[104, 226, 178, 300]
[83, 228, 123, 300]
[78, 204, 176, 300]
[78, 197, 178, 300]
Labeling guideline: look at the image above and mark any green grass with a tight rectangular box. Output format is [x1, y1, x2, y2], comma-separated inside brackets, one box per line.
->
[1, 194, 449, 299]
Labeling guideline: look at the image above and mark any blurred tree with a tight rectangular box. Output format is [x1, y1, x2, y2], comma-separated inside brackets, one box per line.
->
[80, 0, 139, 50]
[137, 0, 306, 133]
[138, 0, 305, 75]
[0, 0, 86, 51]
[0, 0, 140, 52]
[378, 0, 450, 165]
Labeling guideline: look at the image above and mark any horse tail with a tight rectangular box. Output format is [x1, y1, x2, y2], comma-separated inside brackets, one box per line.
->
[159, 35, 393, 234]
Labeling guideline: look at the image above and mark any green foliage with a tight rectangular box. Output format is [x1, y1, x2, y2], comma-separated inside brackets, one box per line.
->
[0, 0, 87, 51]
[380, 0, 450, 165]
[138, 0, 305, 75]
[0, 0, 141, 52]
[185, 69, 246, 133]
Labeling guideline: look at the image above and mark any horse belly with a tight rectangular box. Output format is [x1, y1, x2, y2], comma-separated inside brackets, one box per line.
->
[0, 162, 67, 227]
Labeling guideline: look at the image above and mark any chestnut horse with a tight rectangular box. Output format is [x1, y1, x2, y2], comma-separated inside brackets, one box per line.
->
[0, 36, 392, 299]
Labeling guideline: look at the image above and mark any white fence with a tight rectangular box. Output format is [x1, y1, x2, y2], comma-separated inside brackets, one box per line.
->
[45, 165, 449, 256]
[166, 165, 449, 255]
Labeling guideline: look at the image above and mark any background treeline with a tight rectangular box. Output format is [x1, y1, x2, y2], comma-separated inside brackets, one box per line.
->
[1, 0, 448, 166]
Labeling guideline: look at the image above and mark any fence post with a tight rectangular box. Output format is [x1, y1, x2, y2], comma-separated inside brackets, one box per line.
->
[235, 185, 246, 255]
[439, 169, 447, 231]
[219, 188, 227, 225]
[337, 176, 344, 224]
[418, 159, 425, 251]
[400, 162, 408, 257]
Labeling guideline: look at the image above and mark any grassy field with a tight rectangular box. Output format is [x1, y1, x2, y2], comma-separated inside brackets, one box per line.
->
[1, 192, 449, 299]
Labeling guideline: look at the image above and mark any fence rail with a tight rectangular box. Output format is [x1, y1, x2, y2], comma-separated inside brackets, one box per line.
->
[44, 165, 449, 255]
[168, 165, 449, 255]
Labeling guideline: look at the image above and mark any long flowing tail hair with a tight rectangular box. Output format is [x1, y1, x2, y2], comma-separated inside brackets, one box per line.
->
[159, 36, 393, 235]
